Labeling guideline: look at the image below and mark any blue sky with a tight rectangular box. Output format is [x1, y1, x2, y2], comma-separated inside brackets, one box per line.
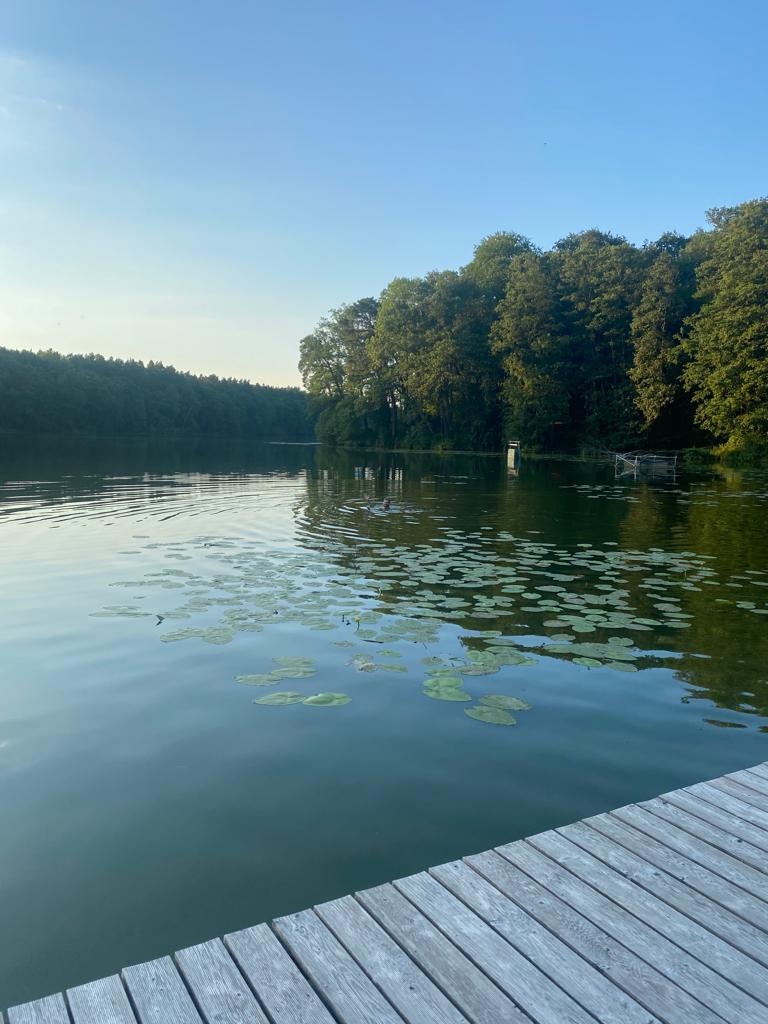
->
[0, 1, 765, 386]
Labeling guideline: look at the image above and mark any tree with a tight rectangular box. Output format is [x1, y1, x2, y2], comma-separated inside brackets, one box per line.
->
[553, 229, 645, 443]
[683, 199, 768, 445]
[491, 251, 571, 445]
[462, 231, 534, 303]
[628, 238, 698, 435]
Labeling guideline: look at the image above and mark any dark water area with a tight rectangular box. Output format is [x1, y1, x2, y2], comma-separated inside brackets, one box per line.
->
[1, 437, 767, 1007]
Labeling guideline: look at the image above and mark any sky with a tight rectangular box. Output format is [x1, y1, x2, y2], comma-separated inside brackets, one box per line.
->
[0, 1, 765, 387]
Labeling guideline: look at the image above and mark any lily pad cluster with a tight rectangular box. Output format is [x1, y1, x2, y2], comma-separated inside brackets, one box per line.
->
[94, 509, 768, 728]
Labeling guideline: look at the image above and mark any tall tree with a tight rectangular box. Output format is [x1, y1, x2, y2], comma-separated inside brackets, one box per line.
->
[683, 199, 768, 445]
[628, 234, 698, 438]
[491, 251, 571, 445]
[553, 230, 645, 443]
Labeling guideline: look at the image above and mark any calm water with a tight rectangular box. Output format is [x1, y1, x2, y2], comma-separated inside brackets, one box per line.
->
[1, 438, 767, 1007]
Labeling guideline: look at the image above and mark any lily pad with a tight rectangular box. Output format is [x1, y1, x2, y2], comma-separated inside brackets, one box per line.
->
[480, 695, 532, 711]
[235, 673, 280, 686]
[253, 692, 305, 705]
[303, 692, 351, 707]
[424, 684, 472, 702]
[465, 706, 517, 726]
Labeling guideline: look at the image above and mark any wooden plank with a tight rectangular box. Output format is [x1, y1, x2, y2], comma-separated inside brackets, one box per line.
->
[613, 803, 768, 895]
[315, 894, 468, 1024]
[67, 976, 136, 1024]
[496, 838, 754, 1024]
[729, 768, 768, 799]
[587, 810, 768, 939]
[174, 938, 269, 1024]
[562, 818, 768, 969]
[690, 780, 768, 833]
[395, 869, 602, 1024]
[122, 956, 202, 1024]
[430, 857, 658, 1024]
[468, 847, 719, 1024]
[357, 882, 529, 1024]
[273, 908, 404, 1024]
[225, 922, 335, 1024]
[7, 995, 70, 1024]
[641, 795, 768, 871]
[707, 775, 768, 814]
[530, 827, 768, 1014]
[745, 763, 768, 784]
[662, 788, 768, 854]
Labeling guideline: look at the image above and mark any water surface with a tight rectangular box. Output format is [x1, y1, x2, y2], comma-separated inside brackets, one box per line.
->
[1, 438, 767, 1006]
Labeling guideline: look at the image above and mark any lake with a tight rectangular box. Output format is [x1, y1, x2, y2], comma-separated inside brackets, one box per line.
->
[1, 437, 767, 1007]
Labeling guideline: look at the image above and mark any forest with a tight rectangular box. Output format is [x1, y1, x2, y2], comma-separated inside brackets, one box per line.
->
[0, 348, 311, 441]
[299, 198, 768, 457]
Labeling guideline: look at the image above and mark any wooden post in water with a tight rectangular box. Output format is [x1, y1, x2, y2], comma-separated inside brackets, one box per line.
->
[507, 440, 521, 471]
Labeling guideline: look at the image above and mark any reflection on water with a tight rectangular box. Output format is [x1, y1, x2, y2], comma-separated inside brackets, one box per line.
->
[0, 437, 766, 1006]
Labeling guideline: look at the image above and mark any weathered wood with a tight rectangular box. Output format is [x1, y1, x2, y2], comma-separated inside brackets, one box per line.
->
[613, 803, 768, 896]
[7, 995, 70, 1024]
[431, 857, 657, 1024]
[395, 869, 598, 1024]
[174, 938, 269, 1024]
[563, 816, 768, 963]
[7, 760, 768, 1024]
[497, 838, 752, 1024]
[707, 775, 768, 814]
[729, 768, 768, 797]
[315, 894, 468, 1024]
[225, 922, 335, 1024]
[67, 976, 136, 1024]
[641, 795, 768, 871]
[273, 908, 404, 1024]
[468, 847, 716, 1024]
[662, 788, 768, 854]
[357, 881, 529, 1024]
[690, 780, 768, 832]
[122, 956, 202, 1024]
[530, 827, 768, 1014]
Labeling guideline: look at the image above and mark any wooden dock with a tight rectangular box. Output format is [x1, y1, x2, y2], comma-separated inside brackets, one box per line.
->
[6, 762, 768, 1024]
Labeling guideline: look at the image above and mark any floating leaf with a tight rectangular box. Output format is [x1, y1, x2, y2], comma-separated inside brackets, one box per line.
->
[423, 683, 472, 702]
[254, 692, 305, 705]
[573, 657, 602, 668]
[303, 692, 351, 707]
[480, 695, 532, 711]
[235, 673, 280, 686]
[459, 664, 501, 676]
[465, 706, 516, 726]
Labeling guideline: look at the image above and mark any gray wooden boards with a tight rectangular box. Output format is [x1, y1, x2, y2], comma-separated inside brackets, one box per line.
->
[67, 976, 136, 1024]
[174, 938, 270, 1024]
[6, 996, 70, 1024]
[122, 957, 202, 1024]
[225, 922, 336, 1024]
[5, 759, 768, 1024]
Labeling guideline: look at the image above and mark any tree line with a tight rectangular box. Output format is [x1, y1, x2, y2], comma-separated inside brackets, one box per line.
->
[299, 198, 768, 455]
[0, 348, 311, 441]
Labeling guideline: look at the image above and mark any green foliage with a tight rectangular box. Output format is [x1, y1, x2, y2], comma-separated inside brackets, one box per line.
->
[300, 200, 768, 453]
[628, 239, 700, 443]
[0, 349, 310, 440]
[683, 199, 768, 444]
[491, 251, 570, 445]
